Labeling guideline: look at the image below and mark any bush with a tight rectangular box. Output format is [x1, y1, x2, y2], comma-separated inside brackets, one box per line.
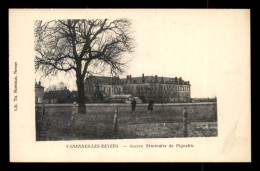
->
[138, 95, 146, 103]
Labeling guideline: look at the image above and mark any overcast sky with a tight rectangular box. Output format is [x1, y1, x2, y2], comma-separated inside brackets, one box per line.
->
[36, 10, 250, 98]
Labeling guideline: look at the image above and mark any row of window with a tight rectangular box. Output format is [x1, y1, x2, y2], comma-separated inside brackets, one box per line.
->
[136, 86, 190, 91]
[102, 87, 121, 95]
[87, 84, 189, 95]
[86, 86, 122, 95]
[136, 91, 189, 97]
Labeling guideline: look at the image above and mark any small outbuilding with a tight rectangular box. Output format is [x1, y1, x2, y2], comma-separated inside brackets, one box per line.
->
[109, 94, 133, 103]
[126, 97, 143, 104]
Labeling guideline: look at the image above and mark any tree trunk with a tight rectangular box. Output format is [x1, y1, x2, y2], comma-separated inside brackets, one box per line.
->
[76, 78, 86, 113]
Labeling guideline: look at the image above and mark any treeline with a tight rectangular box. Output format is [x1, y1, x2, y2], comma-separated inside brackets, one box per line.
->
[191, 97, 217, 102]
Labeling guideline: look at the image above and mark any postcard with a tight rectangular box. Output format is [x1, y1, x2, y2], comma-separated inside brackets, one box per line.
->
[9, 9, 251, 162]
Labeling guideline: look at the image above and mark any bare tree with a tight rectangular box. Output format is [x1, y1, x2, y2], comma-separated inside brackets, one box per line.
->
[35, 19, 135, 113]
[58, 82, 66, 90]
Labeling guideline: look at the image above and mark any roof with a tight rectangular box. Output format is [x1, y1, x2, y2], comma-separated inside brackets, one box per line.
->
[35, 83, 44, 88]
[110, 94, 132, 99]
[121, 75, 189, 84]
[48, 89, 70, 93]
[85, 76, 121, 85]
[121, 76, 153, 84]
[85, 75, 190, 85]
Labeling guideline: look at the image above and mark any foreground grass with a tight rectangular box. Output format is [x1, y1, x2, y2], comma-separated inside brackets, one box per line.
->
[36, 107, 217, 141]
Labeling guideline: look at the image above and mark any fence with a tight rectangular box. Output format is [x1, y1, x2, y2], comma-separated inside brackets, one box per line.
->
[35, 102, 217, 140]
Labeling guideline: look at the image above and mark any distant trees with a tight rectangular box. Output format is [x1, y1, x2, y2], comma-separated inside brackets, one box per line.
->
[191, 97, 217, 103]
[58, 82, 67, 90]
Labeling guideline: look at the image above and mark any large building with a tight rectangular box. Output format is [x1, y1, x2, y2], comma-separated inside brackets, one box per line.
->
[84, 74, 191, 103]
[121, 74, 191, 103]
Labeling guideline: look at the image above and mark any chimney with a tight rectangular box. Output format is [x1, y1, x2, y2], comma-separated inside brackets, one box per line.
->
[39, 81, 41, 86]
[155, 75, 158, 83]
[175, 77, 178, 84]
[130, 75, 132, 83]
[161, 76, 164, 83]
[142, 73, 144, 83]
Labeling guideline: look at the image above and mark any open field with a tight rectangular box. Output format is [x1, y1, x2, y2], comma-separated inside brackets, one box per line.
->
[36, 103, 218, 141]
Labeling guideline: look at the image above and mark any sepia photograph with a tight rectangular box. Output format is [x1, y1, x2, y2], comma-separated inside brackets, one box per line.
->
[9, 9, 250, 162]
[34, 18, 217, 141]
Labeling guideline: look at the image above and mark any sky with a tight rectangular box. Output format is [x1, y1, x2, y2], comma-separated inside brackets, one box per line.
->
[36, 10, 250, 98]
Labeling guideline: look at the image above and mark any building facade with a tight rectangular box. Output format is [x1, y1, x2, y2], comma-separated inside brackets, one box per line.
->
[84, 76, 123, 102]
[84, 74, 191, 103]
[121, 74, 191, 103]
[35, 81, 44, 103]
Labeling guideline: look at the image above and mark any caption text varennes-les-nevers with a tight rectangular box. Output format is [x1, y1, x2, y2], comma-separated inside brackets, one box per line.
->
[66, 144, 194, 148]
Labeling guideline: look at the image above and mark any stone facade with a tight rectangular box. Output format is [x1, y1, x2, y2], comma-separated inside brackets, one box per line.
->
[35, 81, 44, 103]
[84, 74, 191, 103]
[121, 74, 191, 103]
[84, 76, 123, 102]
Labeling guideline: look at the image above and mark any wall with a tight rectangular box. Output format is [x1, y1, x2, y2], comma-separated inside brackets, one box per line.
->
[35, 87, 44, 103]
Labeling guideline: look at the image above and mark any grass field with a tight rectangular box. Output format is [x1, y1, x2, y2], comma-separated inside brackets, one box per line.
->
[35, 104, 218, 141]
